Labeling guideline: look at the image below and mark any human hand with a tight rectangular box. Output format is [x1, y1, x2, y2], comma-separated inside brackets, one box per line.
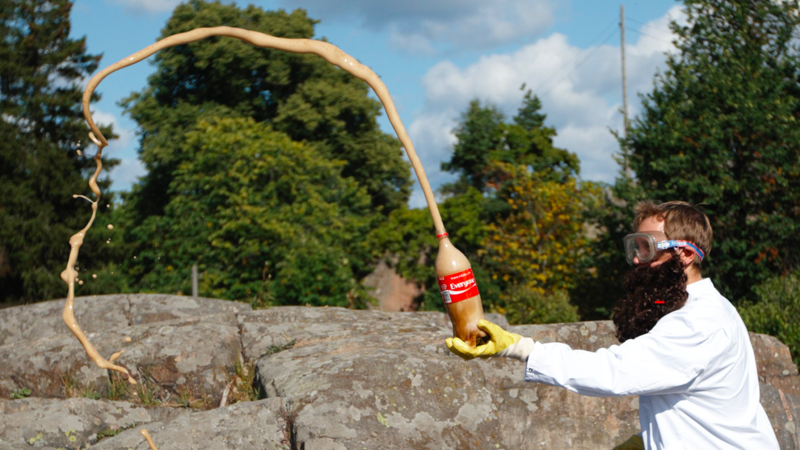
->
[445, 319, 523, 360]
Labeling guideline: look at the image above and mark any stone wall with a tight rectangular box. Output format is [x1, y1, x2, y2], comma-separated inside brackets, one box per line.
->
[0, 295, 797, 449]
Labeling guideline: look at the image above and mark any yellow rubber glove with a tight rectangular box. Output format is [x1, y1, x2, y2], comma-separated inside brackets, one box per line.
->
[445, 319, 522, 360]
[612, 434, 644, 450]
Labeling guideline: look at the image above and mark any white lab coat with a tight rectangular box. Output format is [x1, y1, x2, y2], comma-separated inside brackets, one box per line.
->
[524, 278, 779, 450]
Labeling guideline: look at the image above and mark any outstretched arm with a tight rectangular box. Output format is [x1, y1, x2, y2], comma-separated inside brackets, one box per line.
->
[524, 325, 728, 397]
[447, 318, 727, 398]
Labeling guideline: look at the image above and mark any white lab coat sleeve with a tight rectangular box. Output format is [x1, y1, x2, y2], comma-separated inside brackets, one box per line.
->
[524, 318, 730, 397]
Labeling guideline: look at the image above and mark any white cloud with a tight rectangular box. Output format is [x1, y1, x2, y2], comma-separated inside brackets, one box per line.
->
[89, 109, 145, 191]
[405, 111, 459, 208]
[388, 0, 554, 53]
[279, 0, 555, 54]
[108, 0, 183, 14]
[109, 157, 147, 191]
[90, 110, 135, 151]
[404, 6, 686, 207]
[390, 32, 437, 56]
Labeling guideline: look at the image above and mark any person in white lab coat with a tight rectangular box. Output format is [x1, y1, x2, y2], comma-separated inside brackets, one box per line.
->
[447, 200, 779, 450]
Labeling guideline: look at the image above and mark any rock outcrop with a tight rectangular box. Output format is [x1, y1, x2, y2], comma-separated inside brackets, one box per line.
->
[0, 294, 798, 449]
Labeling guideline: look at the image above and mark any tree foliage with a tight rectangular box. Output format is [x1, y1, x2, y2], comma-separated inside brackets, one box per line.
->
[104, 0, 417, 305]
[0, 0, 117, 303]
[117, 118, 376, 307]
[443, 91, 580, 195]
[481, 164, 600, 294]
[366, 187, 499, 312]
[372, 92, 594, 323]
[575, 176, 647, 320]
[739, 270, 800, 369]
[501, 286, 580, 326]
[121, 0, 410, 226]
[625, 0, 800, 302]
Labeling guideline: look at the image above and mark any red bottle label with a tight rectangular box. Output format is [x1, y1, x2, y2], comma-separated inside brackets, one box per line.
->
[438, 268, 479, 304]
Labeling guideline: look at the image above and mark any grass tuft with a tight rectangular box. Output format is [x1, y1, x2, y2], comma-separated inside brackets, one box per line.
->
[96, 423, 138, 442]
[61, 372, 101, 400]
[104, 372, 130, 401]
[265, 339, 296, 356]
[226, 351, 261, 404]
[135, 380, 160, 406]
[10, 387, 32, 399]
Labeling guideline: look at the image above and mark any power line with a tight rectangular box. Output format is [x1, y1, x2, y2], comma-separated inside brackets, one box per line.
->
[538, 27, 619, 99]
[530, 18, 619, 96]
[625, 16, 673, 35]
[625, 26, 673, 45]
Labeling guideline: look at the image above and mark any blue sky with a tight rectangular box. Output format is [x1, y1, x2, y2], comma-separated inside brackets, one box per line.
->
[71, 0, 684, 207]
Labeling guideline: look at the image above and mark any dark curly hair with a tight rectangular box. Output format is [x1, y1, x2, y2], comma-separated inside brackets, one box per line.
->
[613, 253, 688, 343]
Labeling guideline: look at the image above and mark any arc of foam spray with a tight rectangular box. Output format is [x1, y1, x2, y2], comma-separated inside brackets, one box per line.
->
[70, 27, 448, 378]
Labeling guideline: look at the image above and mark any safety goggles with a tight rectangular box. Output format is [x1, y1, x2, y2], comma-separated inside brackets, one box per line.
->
[623, 232, 705, 265]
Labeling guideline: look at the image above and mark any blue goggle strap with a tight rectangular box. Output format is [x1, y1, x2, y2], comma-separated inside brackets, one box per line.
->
[655, 240, 705, 260]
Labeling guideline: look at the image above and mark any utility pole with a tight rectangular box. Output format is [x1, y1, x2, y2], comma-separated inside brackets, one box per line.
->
[620, 4, 630, 179]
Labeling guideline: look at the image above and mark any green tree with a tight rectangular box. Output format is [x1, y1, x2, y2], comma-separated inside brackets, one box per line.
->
[739, 271, 800, 370]
[0, 0, 117, 303]
[442, 100, 505, 192]
[576, 176, 647, 320]
[501, 286, 580, 326]
[121, 0, 410, 227]
[118, 118, 376, 307]
[366, 187, 500, 312]
[626, 0, 800, 302]
[443, 91, 580, 195]
[372, 92, 593, 322]
[480, 164, 601, 295]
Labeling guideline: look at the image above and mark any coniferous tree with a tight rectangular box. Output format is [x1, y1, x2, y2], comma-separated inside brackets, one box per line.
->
[0, 0, 117, 303]
[372, 92, 596, 323]
[625, 0, 800, 302]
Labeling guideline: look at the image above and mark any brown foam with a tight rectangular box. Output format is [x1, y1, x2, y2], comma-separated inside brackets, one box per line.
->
[60, 139, 135, 383]
[140, 429, 159, 450]
[67, 27, 484, 383]
[81, 27, 447, 235]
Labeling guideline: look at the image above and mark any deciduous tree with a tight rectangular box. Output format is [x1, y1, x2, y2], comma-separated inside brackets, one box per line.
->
[118, 118, 376, 307]
[374, 92, 594, 322]
[481, 164, 600, 295]
[122, 0, 411, 225]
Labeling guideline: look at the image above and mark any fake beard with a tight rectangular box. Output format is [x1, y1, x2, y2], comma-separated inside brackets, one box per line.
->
[613, 253, 688, 343]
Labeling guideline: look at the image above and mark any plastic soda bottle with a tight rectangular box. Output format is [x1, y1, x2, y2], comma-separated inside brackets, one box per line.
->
[435, 233, 486, 346]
